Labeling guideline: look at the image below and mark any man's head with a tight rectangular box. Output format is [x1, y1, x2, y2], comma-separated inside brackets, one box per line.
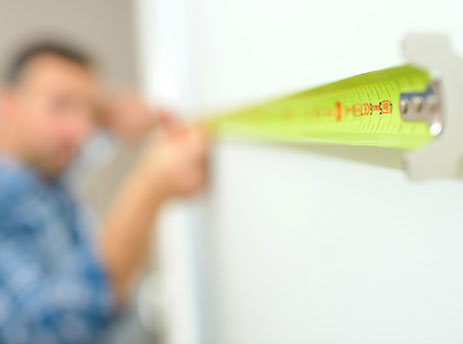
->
[0, 42, 100, 178]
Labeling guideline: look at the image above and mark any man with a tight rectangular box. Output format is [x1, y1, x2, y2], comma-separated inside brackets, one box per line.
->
[0, 42, 208, 343]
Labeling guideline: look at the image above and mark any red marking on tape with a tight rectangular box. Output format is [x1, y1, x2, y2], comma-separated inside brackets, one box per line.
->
[363, 103, 370, 115]
[382, 100, 390, 114]
[335, 102, 342, 121]
[354, 103, 362, 117]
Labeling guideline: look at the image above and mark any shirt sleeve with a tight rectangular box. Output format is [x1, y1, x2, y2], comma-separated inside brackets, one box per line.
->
[0, 217, 118, 344]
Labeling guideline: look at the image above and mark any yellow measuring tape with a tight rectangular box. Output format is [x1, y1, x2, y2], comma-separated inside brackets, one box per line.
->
[205, 65, 436, 149]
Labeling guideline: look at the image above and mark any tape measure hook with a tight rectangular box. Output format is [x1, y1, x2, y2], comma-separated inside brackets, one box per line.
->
[402, 34, 463, 179]
[400, 81, 443, 136]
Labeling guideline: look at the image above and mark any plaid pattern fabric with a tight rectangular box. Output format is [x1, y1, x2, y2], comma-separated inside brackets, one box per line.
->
[0, 156, 117, 344]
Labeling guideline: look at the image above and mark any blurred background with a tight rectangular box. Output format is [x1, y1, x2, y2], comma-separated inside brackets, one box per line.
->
[1, 0, 463, 344]
[0, 1, 139, 85]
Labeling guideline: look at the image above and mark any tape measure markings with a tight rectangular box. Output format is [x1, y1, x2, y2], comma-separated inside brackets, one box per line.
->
[205, 65, 436, 149]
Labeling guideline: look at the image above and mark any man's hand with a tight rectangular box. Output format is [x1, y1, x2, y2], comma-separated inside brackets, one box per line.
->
[139, 124, 208, 199]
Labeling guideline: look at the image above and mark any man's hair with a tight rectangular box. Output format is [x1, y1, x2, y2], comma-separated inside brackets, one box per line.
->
[4, 41, 94, 84]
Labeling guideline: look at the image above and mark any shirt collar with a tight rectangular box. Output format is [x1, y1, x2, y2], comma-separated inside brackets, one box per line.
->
[0, 154, 65, 191]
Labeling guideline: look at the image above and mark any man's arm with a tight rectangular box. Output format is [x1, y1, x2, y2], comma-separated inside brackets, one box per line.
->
[98, 125, 208, 300]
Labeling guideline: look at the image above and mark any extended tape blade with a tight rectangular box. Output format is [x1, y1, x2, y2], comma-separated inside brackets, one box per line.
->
[205, 65, 439, 149]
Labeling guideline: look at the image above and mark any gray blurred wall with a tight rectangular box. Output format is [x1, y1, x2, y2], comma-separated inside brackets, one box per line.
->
[0, 0, 139, 85]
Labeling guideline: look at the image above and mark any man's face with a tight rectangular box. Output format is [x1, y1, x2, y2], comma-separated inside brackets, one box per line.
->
[1, 54, 99, 177]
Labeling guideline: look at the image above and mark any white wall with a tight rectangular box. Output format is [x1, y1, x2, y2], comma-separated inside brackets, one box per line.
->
[136, 1, 204, 343]
[137, 0, 463, 343]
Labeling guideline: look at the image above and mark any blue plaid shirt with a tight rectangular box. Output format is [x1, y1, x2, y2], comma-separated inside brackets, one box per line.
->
[0, 156, 117, 343]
